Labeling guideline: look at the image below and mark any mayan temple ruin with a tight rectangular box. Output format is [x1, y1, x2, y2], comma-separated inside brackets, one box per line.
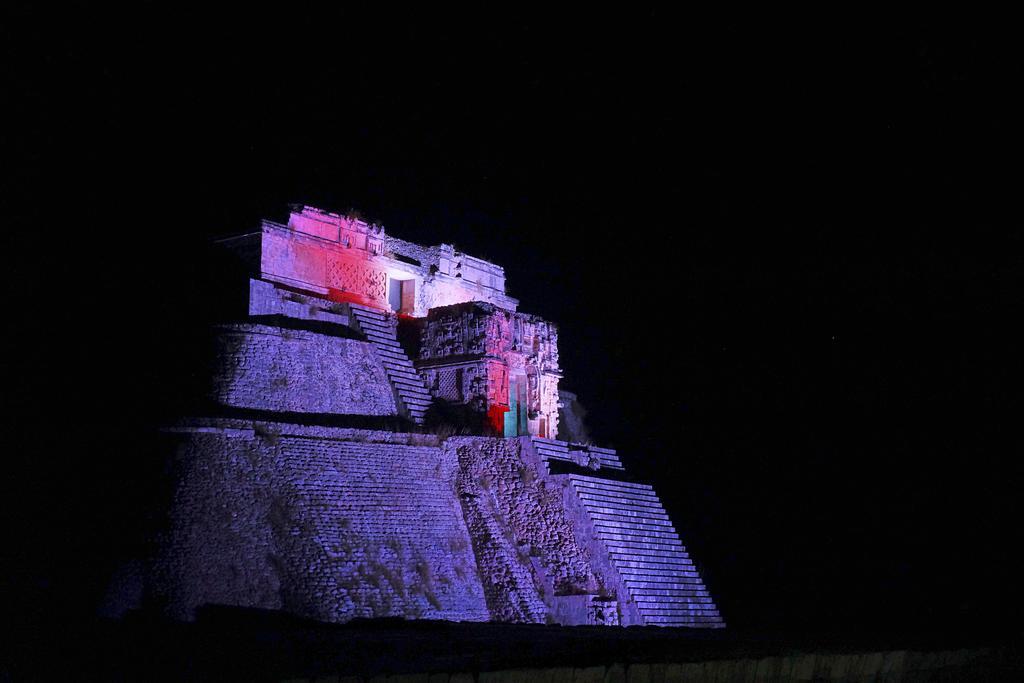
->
[154, 204, 724, 628]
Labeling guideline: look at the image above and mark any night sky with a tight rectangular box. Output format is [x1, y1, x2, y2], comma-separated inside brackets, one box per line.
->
[4, 9, 1021, 636]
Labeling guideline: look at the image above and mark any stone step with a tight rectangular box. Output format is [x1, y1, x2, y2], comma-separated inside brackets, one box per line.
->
[381, 354, 415, 367]
[642, 616, 723, 627]
[594, 521, 679, 538]
[374, 346, 412, 361]
[574, 487, 660, 506]
[358, 323, 398, 337]
[611, 561, 695, 574]
[623, 573, 706, 584]
[574, 484, 662, 501]
[393, 375, 428, 389]
[576, 491, 666, 512]
[580, 492, 662, 510]
[629, 588, 710, 598]
[608, 546, 689, 560]
[597, 527, 681, 543]
[619, 570, 704, 582]
[618, 564, 701, 576]
[383, 367, 420, 381]
[531, 437, 571, 447]
[579, 495, 665, 515]
[354, 319, 393, 332]
[390, 372, 427, 386]
[384, 366, 418, 380]
[365, 334, 403, 348]
[624, 580, 708, 591]
[398, 395, 432, 408]
[360, 323, 399, 336]
[397, 390, 432, 404]
[355, 320, 397, 334]
[605, 546, 687, 560]
[390, 372, 427, 385]
[586, 506, 670, 522]
[352, 311, 393, 325]
[567, 475, 653, 493]
[588, 509, 672, 525]
[642, 612, 723, 620]
[601, 536, 685, 551]
[391, 376, 428, 390]
[349, 304, 389, 317]
[572, 482, 660, 503]
[638, 610, 720, 622]
[635, 597, 716, 607]
[388, 374, 423, 388]
[594, 518, 675, 535]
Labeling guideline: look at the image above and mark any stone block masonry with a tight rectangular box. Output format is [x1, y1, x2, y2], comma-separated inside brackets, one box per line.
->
[155, 422, 489, 623]
[448, 437, 604, 623]
[211, 323, 399, 417]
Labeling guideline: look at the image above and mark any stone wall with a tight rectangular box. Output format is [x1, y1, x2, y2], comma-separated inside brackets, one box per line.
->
[154, 422, 489, 623]
[211, 323, 399, 416]
[448, 437, 611, 624]
[247, 278, 350, 326]
[248, 206, 518, 315]
[419, 303, 561, 437]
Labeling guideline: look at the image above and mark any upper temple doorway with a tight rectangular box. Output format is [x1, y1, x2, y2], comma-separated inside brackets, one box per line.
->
[388, 277, 415, 314]
[503, 374, 529, 437]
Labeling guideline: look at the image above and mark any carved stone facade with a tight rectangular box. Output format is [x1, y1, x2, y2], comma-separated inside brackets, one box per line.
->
[219, 205, 517, 316]
[418, 302, 561, 438]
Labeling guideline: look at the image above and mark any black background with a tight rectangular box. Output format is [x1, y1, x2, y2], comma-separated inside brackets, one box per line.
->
[3, 8, 1021, 636]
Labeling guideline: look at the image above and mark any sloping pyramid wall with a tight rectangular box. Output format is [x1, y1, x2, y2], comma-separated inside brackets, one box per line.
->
[155, 422, 489, 623]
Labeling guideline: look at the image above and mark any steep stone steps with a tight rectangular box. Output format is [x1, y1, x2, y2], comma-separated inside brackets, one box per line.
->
[348, 303, 432, 424]
[565, 474, 725, 629]
[531, 437, 625, 471]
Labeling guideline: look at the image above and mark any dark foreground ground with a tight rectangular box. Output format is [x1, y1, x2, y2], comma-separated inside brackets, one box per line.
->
[7, 607, 1024, 681]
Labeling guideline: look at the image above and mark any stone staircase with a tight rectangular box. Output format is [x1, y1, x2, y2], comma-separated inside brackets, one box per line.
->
[348, 303, 432, 424]
[531, 437, 624, 471]
[565, 474, 725, 628]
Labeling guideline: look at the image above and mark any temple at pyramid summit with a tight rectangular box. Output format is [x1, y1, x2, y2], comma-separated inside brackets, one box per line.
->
[153, 204, 724, 628]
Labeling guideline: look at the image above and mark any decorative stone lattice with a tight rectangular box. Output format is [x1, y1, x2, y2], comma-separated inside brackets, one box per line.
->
[327, 258, 387, 301]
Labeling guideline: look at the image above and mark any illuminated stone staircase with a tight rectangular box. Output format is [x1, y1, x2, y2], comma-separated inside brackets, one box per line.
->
[348, 303, 432, 424]
[566, 474, 724, 628]
[530, 437, 624, 471]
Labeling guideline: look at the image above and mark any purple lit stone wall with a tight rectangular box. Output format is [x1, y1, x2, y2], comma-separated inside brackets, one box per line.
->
[154, 422, 489, 623]
[448, 437, 620, 624]
[211, 323, 398, 416]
